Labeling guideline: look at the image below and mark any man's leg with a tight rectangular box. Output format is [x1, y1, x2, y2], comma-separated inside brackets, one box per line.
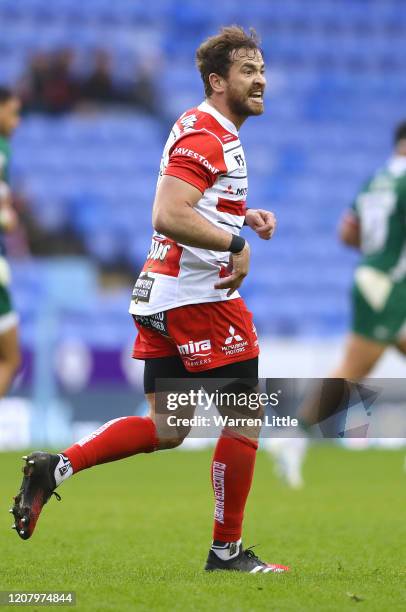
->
[11, 356, 191, 540]
[157, 298, 288, 571]
[0, 317, 21, 397]
[329, 332, 387, 379]
[269, 333, 388, 488]
[300, 333, 387, 428]
[199, 359, 289, 572]
[210, 429, 258, 543]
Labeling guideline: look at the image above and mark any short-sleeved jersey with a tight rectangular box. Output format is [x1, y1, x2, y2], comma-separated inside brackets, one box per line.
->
[130, 101, 249, 315]
[350, 156, 406, 282]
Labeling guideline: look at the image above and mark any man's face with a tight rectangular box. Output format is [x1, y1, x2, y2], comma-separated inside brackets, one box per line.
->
[223, 48, 266, 118]
[0, 97, 21, 137]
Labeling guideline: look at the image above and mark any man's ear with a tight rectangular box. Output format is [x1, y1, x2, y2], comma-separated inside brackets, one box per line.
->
[208, 72, 226, 94]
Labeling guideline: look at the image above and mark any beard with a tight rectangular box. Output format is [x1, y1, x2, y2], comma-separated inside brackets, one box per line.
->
[225, 85, 264, 118]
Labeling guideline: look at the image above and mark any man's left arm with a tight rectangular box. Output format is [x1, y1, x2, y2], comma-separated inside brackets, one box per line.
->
[244, 208, 276, 240]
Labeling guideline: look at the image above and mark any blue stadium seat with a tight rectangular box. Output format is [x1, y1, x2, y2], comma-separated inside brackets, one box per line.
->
[4, 0, 406, 339]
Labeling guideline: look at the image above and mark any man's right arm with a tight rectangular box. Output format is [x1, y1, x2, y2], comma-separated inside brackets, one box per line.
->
[152, 175, 249, 296]
[153, 174, 237, 251]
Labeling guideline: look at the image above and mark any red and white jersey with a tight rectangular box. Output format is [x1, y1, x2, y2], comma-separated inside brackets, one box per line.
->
[130, 100, 248, 315]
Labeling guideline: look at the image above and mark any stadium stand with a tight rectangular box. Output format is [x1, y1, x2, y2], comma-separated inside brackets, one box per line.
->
[2, 0, 406, 344]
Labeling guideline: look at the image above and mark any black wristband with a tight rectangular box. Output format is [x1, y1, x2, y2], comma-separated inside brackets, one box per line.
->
[243, 208, 250, 225]
[229, 234, 246, 253]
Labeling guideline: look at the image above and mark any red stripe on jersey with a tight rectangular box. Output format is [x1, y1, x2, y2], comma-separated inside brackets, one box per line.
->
[164, 131, 227, 193]
[164, 160, 210, 194]
[216, 198, 246, 216]
[142, 238, 183, 277]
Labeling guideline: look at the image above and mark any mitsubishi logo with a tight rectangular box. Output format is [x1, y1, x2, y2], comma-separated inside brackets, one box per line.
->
[225, 325, 243, 345]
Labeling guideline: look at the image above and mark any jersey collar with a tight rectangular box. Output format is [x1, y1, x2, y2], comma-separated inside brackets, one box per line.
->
[198, 100, 239, 136]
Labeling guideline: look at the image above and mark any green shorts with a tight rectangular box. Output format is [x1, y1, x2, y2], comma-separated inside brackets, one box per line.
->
[352, 266, 406, 343]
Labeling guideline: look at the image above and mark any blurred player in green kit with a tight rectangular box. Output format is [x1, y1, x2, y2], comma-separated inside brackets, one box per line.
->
[0, 87, 22, 396]
[269, 120, 406, 486]
[335, 119, 406, 371]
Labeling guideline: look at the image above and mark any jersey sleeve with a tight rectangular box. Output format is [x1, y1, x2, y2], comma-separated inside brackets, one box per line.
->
[164, 131, 227, 194]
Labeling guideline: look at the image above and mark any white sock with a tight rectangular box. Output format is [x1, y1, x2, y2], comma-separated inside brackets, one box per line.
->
[211, 538, 242, 561]
[54, 454, 73, 487]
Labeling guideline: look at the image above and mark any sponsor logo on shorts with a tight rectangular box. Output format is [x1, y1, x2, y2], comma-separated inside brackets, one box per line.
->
[177, 339, 212, 367]
[221, 325, 248, 356]
[225, 325, 243, 345]
[135, 311, 169, 336]
[177, 339, 211, 357]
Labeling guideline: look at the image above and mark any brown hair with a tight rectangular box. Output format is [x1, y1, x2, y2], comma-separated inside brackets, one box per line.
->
[196, 25, 262, 97]
[394, 120, 406, 144]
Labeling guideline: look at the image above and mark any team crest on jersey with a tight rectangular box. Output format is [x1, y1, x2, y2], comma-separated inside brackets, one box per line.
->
[180, 114, 198, 130]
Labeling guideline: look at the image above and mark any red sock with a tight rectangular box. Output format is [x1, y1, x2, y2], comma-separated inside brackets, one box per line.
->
[211, 430, 258, 542]
[63, 416, 158, 473]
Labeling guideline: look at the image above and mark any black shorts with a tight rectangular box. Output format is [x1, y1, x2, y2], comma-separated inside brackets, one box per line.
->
[143, 355, 258, 394]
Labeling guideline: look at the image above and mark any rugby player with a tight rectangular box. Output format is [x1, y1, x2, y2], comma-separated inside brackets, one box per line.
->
[332, 120, 406, 374]
[270, 120, 406, 485]
[0, 87, 21, 396]
[11, 27, 289, 574]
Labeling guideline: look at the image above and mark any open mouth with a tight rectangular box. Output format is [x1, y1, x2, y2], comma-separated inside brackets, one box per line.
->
[248, 91, 263, 102]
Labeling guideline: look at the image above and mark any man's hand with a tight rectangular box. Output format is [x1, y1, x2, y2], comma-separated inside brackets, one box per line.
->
[245, 208, 276, 240]
[214, 242, 250, 297]
[339, 210, 360, 248]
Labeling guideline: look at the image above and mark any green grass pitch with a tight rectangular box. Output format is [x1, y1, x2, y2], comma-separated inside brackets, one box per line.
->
[0, 446, 405, 611]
